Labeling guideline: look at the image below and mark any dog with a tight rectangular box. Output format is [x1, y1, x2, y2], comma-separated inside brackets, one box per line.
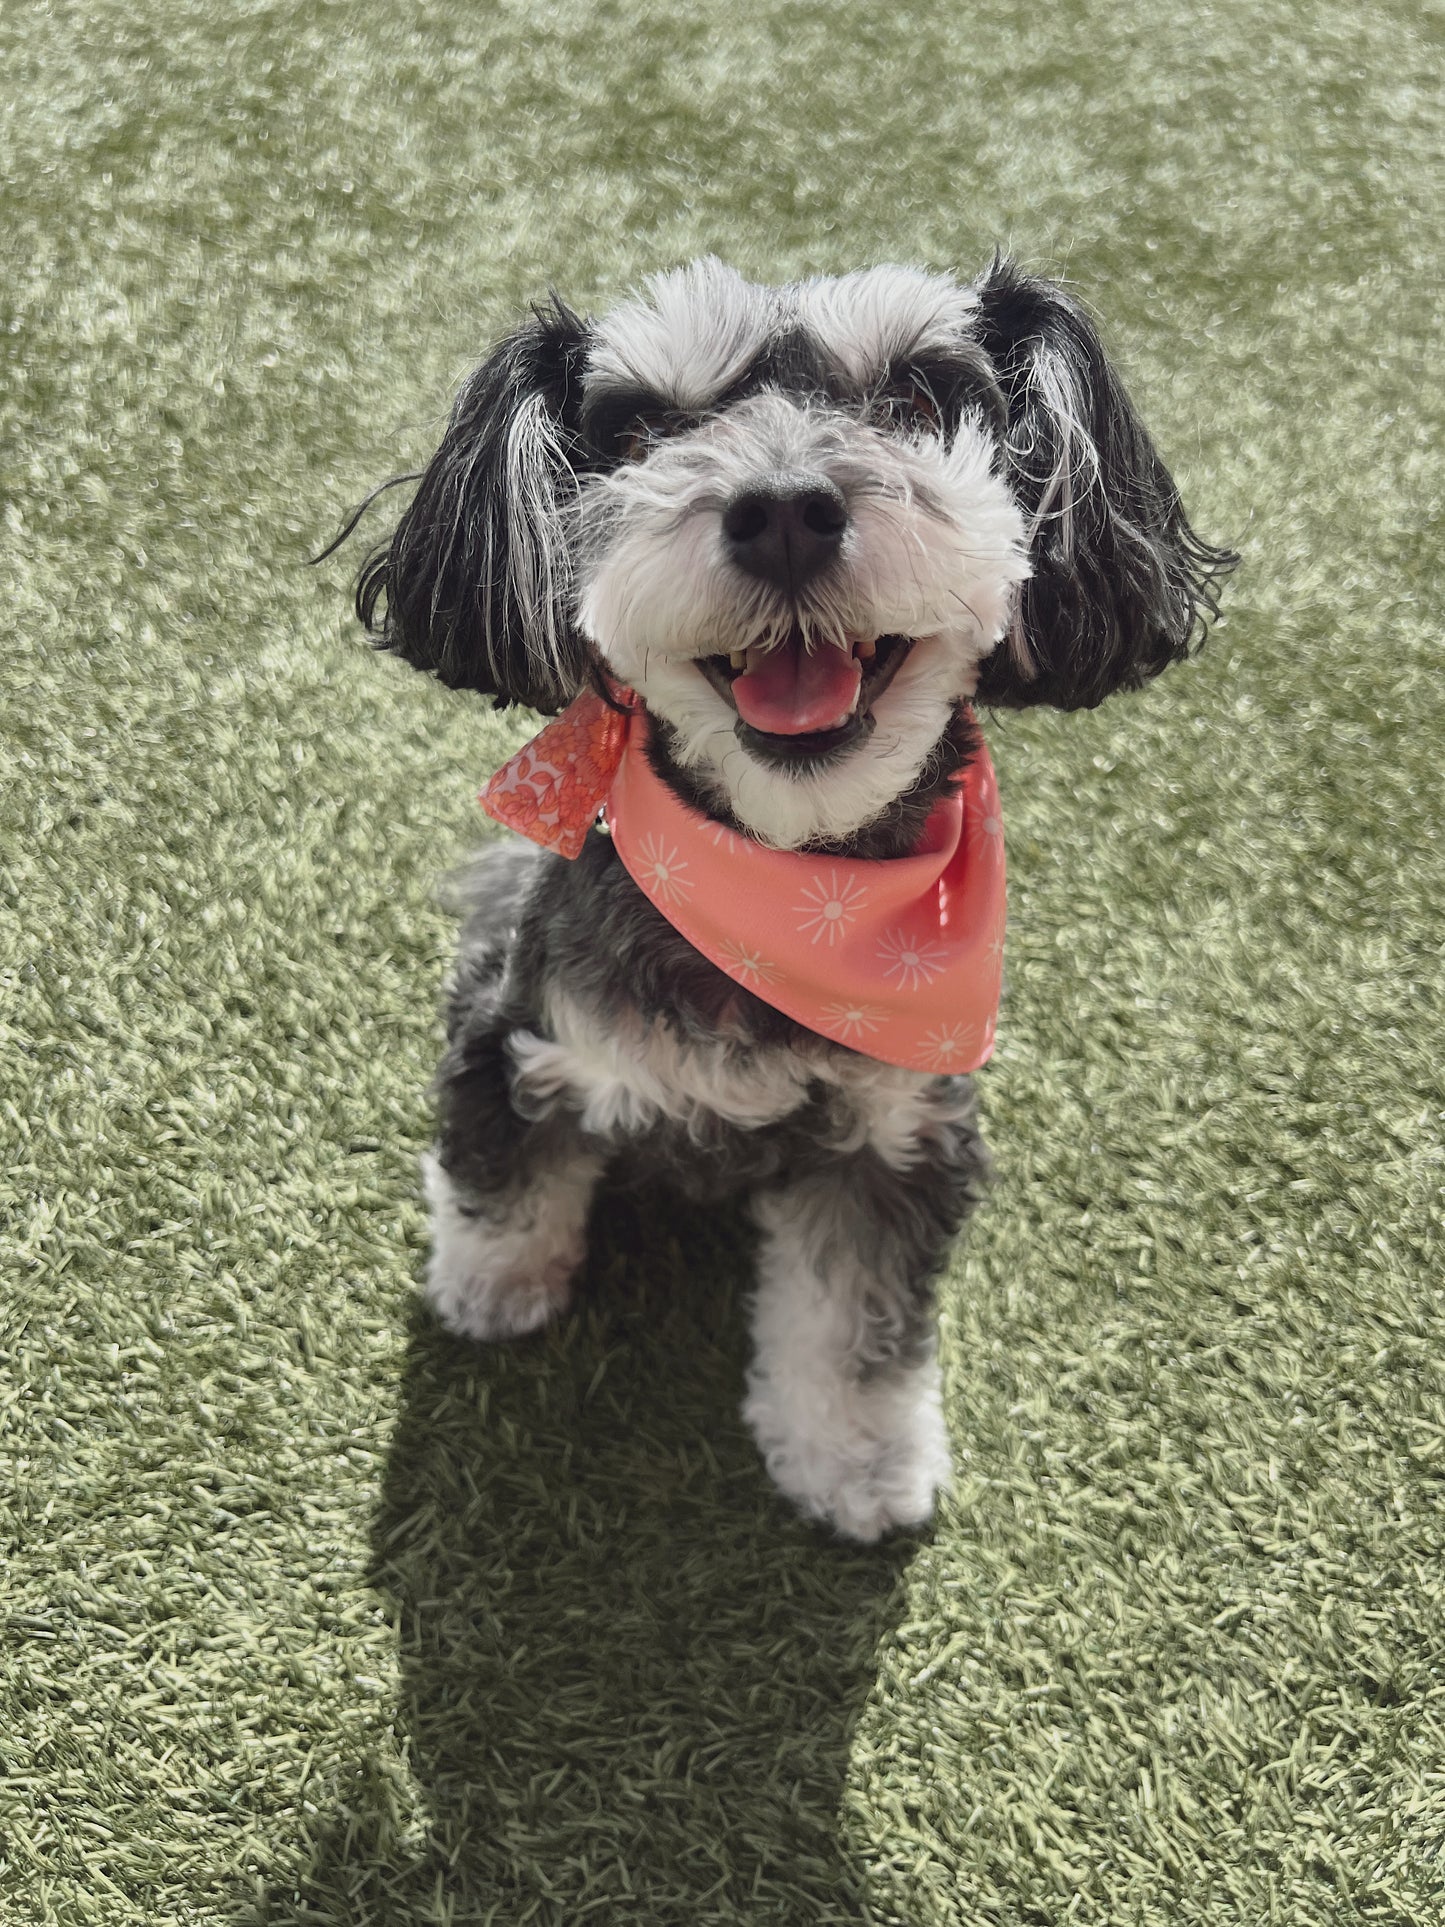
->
[345, 256, 1235, 1540]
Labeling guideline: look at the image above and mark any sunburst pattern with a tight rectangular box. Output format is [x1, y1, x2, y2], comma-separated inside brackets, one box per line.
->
[794, 870, 870, 946]
[716, 938, 778, 986]
[915, 1022, 980, 1070]
[819, 1000, 885, 1044]
[876, 927, 949, 989]
[970, 805, 1005, 851]
[636, 832, 695, 907]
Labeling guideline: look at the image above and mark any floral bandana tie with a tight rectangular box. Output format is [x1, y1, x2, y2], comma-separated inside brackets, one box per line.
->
[480, 687, 1005, 1074]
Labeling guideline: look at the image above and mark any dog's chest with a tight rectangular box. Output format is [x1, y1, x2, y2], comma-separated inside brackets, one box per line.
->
[508, 988, 936, 1167]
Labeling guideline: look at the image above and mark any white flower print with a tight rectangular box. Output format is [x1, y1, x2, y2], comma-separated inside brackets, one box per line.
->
[794, 870, 869, 947]
[819, 1000, 885, 1044]
[636, 833, 694, 907]
[916, 1022, 979, 1071]
[717, 939, 779, 987]
[971, 806, 1005, 851]
[877, 927, 949, 990]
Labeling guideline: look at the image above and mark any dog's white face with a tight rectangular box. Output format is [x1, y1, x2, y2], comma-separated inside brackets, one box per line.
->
[571, 262, 1030, 848]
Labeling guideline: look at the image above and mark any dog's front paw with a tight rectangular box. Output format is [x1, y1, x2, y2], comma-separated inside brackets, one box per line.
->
[743, 1361, 953, 1542]
[420, 1152, 582, 1342]
[424, 1237, 577, 1342]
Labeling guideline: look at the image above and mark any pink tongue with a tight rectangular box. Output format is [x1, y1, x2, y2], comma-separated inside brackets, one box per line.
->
[731, 638, 862, 736]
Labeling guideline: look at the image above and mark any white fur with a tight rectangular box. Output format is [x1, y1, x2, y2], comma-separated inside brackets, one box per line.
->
[744, 1185, 953, 1542]
[848, 1064, 973, 1171]
[510, 988, 818, 1137]
[509, 987, 961, 1166]
[576, 396, 1024, 669]
[588, 258, 773, 412]
[500, 389, 575, 692]
[589, 261, 982, 413]
[421, 1147, 601, 1340]
[795, 265, 980, 386]
[508, 994, 963, 1156]
[574, 393, 1028, 849]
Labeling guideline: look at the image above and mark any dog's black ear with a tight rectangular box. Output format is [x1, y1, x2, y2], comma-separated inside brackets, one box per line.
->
[971, 257, 1237, 711]
[355, 298, 591, 713]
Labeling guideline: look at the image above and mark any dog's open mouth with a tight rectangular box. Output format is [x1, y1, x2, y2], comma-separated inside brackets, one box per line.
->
[696, 629, 914, 763]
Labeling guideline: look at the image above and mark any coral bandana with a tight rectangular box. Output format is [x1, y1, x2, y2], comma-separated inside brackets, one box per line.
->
[480, 689, 1005, 1074]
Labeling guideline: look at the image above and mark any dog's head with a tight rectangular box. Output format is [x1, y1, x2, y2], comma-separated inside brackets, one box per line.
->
[356, 257, 1235, 849]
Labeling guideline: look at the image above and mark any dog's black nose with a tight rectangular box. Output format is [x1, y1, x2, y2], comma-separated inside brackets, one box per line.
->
[722, 476, 848, 591]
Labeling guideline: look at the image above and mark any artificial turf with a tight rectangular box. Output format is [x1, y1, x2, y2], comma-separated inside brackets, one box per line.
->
[2, 0, 1442, 1920]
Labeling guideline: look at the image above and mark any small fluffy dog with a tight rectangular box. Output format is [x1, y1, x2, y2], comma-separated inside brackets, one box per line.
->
[349, 257, 1233, 1540]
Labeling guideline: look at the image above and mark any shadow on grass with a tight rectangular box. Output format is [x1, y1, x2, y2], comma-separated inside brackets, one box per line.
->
[255, 1186, 918, 1926]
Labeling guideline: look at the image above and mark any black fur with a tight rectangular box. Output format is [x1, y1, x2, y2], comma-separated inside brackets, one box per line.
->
[355, 297, 592, 713]
[972, 256, 1237, 710]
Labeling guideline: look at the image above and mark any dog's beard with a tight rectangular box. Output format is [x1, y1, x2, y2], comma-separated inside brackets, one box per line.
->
[573, 396, 1029, 850]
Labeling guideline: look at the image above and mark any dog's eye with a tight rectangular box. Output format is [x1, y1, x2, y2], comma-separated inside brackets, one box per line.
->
[619, 409, 681, 460]
[873, 379, 944, 435]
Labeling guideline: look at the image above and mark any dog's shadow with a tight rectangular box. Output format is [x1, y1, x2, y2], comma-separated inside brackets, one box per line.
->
[259, 1186, 916, 1923]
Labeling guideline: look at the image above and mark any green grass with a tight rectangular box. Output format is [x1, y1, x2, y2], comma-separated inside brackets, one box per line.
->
[2, 0, 1442, 1920]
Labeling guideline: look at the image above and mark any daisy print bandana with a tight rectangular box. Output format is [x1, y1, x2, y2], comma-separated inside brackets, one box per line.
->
[480, 689, 1005, 1074]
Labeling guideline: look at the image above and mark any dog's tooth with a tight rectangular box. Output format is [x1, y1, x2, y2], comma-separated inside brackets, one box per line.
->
[855, 637, 877, 661]
[729, 650, 747, 670]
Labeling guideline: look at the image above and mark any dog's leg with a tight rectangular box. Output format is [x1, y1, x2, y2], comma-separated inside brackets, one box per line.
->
[743, 1089, 985, 1541]
[416, 845, 605, 1342]
[421, 1023, 603, 1344]
[421, 1140, 601, 1342]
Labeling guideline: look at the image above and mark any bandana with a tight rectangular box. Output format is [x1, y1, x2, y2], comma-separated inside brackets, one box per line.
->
[480, 687, 1005, 1074]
